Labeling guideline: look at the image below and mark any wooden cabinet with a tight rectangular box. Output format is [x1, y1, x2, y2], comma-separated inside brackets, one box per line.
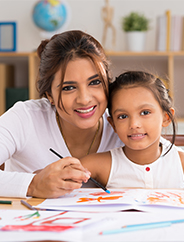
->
[1, 51, 184, 118]
[0, 52, 39, 115]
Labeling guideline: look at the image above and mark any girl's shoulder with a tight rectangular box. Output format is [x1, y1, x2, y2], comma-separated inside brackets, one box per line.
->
[178, 150, 184, 171]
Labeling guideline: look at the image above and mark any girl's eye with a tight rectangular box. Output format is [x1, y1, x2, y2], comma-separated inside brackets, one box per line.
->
[141, 110, 150, 116]
[118, 114, 128, 119]
[62, 86, 75, 91]
[89, 79, 101, 86]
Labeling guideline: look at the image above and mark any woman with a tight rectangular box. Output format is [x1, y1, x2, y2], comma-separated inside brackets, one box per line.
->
[0, 30, 123, 198]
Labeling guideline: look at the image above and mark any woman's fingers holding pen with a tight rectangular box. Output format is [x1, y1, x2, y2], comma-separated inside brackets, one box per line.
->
[27, 157, 90, 198]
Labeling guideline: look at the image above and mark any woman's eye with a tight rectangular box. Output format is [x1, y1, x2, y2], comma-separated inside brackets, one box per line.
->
[141, 110, 150, 116]
[89, 79, 101, 86]
[62, 86, 75, 91]
[118, 114, 128, 119]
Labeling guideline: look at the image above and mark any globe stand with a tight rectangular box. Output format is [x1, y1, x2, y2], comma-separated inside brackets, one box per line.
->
[40, 30, 59, 39]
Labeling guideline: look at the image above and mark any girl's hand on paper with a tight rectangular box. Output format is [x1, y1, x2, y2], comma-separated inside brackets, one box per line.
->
[27, 157, 91, 198]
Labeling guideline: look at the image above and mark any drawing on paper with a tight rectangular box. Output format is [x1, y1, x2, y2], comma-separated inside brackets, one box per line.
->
[1, 211, 91, 232]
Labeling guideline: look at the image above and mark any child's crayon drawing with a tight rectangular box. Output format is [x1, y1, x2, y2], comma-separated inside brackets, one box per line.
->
[0, 211, 98, 232]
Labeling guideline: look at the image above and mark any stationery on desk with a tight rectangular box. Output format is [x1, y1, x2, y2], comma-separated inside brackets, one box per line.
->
[0, 200, 12, 204]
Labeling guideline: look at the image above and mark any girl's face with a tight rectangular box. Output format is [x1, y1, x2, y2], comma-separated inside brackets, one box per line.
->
[109, 86, 169, 151]
[49, 58, 107, 129]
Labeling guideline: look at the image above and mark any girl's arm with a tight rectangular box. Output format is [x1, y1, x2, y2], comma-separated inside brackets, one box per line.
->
[178, 150, 184, 172]
[80, 151, 112, 187]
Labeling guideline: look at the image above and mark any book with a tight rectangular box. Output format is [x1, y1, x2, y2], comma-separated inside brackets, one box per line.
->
[166, 10, 171, 51]
[170, 15, 183, 51]
[156, 15, 167, 51]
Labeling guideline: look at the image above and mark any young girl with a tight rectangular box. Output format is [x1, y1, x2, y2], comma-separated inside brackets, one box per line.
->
[81, 71, 184, 189]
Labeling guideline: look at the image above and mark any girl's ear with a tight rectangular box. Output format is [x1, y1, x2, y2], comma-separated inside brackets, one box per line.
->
[46, 92, 54, 105]
[162, 108, 175, 127]
[107, 116, 117, 133]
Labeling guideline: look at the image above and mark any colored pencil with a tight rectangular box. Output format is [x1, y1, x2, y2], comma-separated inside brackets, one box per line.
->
[21, 200, 36, 210]
[100, 218, 184, 235]
[20, 200, 60, 211]
[0, 200, 12, 204]
[49, 148, 110, 194]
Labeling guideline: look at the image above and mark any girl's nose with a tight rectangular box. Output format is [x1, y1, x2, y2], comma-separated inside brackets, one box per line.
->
[129, 117, 141, 129]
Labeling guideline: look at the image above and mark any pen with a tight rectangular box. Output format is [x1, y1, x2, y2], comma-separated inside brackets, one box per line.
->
[49, 148, 110, 194]
[0, 200, 12, 204]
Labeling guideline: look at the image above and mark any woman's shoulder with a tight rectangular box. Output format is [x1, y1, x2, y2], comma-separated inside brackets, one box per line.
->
[13, 98, 51, 111]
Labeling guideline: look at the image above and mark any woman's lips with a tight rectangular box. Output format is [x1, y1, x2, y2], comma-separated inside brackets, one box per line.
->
[75, 106, 95, 114]
[75, 106, 97, 118]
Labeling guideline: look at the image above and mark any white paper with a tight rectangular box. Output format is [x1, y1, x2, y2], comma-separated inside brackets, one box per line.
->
[36, 188, 184, 212]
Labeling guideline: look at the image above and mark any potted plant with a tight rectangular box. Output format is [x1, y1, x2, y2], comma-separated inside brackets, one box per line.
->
[122, 12, 150, 51]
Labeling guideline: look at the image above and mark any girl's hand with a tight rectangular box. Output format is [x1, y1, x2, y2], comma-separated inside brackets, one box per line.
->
[27, 157, 91, 198]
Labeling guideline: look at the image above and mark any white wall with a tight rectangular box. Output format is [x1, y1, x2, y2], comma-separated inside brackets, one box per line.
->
[0, 0, 184, 52]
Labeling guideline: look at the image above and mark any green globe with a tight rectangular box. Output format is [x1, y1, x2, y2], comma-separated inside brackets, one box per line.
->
[32, 0, 68, 32]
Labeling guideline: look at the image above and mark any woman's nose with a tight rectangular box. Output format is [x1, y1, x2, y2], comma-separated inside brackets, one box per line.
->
[76, 88, 91, 105]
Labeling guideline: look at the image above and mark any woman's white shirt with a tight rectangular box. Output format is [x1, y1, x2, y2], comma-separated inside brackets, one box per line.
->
[0, 98, 123, 197]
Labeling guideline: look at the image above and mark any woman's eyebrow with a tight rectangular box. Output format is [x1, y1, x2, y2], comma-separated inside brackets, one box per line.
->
[87, 74, 99, 81]
[63, 74, 99, 84]
[63, 81, 77, 85]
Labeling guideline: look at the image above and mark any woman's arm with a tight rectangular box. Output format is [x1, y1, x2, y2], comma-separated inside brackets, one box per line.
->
[80, 151, 112, 187]
[27, 157, 91, 198]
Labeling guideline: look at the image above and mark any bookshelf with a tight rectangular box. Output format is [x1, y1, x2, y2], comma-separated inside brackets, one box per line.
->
[0, 51, 184, 118]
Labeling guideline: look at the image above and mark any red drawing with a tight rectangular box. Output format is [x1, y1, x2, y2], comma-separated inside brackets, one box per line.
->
[1, 211, 90, 232]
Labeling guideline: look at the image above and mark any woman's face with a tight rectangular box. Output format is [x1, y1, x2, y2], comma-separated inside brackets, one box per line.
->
[49, 58, 107, 129]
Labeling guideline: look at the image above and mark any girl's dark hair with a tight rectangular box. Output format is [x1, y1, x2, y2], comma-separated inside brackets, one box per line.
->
[108, 71, 176, 154]
[37, 30, 111, 110]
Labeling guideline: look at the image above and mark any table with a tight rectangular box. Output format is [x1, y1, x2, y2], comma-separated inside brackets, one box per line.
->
[0, 197, 44, 210]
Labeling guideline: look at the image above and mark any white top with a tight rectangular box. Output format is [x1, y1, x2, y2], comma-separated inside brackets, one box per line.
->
[107, 142, 184, 189]
[0, 98, 123, 198]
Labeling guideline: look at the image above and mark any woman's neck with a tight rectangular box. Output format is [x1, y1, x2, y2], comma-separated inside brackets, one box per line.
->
[57, 115, 103, 159]
[123, 140, 162, 166]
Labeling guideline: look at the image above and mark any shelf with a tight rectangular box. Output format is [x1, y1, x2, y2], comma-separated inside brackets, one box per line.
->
[0, 51, 184, 118]
[105, 51, 184, 56]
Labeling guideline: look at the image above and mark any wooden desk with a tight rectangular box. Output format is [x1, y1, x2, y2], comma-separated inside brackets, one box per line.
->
[0, 197, 44, 210]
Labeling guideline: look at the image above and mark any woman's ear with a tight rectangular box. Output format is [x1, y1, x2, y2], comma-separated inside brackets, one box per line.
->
[107, 116, 116, 133]
[46, 92, 54, 106]
[162, 108, 175, 127]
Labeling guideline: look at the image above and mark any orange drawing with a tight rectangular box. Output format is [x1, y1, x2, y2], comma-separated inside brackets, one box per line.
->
[77, 195, 123, 203]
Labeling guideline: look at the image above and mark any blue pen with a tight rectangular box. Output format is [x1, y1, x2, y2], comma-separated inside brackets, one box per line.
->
[49, 148, 111, 194]
[100, 218, 184, 235]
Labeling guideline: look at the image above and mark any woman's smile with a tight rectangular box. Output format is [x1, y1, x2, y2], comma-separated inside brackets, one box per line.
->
[75, 105, 97, 118]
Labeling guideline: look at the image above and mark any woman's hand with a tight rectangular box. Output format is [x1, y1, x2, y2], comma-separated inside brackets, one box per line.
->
[27, 157, 91, 198]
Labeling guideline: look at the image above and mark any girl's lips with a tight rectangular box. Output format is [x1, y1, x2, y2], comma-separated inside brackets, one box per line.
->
[128, 133, 147, 140]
